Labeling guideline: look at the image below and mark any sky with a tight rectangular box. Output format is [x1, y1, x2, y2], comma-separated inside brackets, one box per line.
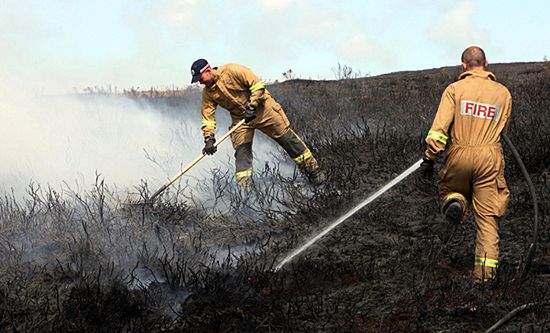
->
[0, 0, 549, 196]
[1, 0, 549, 95]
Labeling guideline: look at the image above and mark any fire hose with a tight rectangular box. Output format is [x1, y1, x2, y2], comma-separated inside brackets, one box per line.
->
[275, 158, 423, 270]
[273, 133, 540, 330]
[483, 134, 540, 333]
[501, 133, 539, 280]
[145, 124, 540, 330]
[276, 134, 538, 273]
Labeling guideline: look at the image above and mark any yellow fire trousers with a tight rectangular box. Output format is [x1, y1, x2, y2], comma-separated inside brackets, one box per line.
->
[438, 143, 510, 280]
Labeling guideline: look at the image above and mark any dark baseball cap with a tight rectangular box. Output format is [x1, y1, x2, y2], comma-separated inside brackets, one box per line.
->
[190, 58, 210, 83]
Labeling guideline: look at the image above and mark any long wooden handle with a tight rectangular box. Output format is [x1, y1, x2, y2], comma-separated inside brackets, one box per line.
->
[149, 119, 246, 201]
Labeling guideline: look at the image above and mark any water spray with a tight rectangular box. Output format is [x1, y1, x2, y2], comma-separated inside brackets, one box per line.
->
[275, 158, 423, 271]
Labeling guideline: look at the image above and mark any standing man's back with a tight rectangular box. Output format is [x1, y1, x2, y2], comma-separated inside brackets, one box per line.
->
[419, 46, 512, 283]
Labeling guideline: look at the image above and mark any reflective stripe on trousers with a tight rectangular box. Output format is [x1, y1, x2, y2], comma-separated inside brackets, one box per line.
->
[235, 168, 253, 182]
[475, 256, 499, 268]
[293, 149, 313, 165]
[233, 128, 319, 182]
[235, 142, 253, 180]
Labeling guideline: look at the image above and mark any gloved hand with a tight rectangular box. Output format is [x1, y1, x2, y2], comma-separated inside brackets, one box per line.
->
[202, 136, 217, 155]
[244, 103, 257, 123]
[419, 156, 434, 179]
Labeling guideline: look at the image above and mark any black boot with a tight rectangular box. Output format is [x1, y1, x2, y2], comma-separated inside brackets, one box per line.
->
[307, 168, 326, 186]
[443, 200, 464, 225]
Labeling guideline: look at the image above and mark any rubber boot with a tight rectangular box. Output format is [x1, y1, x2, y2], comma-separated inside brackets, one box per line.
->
[441, 193, 466, 225]
[444, 201, 464, 225]
[298, 157, 325, 185]
[308, 167, 327, 186]
[237, 176, 253, 190]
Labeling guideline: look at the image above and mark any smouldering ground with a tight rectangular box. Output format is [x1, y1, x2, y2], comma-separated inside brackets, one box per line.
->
[1, 62, 549, 332]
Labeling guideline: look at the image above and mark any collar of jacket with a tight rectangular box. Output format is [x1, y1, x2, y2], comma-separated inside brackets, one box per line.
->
[206, 66, 223, 90]
[459, 70, 496, 81]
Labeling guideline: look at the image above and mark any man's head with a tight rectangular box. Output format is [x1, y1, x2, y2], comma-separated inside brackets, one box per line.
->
[190, 58, 216, 86]
[461, 46, 487, 71]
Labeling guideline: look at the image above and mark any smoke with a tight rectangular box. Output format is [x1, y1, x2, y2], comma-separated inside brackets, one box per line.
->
[0, 9, 300, 211]
[0, 88, 296, 199]
[0, 92, 178, 196]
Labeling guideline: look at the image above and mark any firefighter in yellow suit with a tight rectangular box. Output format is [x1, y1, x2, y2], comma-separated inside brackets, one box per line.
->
[419, 46, 512, 283]
[190, 59, 323, 187]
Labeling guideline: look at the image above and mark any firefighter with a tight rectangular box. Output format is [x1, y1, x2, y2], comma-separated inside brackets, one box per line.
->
[190, 59, 324, 187]
[419, 46, 512, 283]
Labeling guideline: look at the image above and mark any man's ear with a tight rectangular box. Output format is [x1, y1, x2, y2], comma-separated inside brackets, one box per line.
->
[461, 62, 468, 71]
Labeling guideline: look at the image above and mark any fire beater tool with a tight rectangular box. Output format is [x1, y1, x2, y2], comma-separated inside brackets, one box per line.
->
[130, 119, 246, 206]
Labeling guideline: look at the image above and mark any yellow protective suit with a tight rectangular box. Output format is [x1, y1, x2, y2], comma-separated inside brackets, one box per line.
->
[424, 70, 512, 282]
[200, 64, 319, 185]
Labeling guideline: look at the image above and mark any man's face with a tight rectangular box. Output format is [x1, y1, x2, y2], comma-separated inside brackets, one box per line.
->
[199, 68, 216, 86]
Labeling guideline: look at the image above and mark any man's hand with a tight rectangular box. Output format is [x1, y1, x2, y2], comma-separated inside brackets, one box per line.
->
[244, 103, 257, 123]
[202, 136, 217, 155]
[419, 156, 434, 179]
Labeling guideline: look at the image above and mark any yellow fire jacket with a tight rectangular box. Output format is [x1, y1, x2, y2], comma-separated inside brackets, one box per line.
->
[200, 64, 280, 138]
[425, 70, 512, 160]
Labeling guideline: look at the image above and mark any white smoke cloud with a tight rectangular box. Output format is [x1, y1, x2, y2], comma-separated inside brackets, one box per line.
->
[0, 88, 295, 199]
[0, 93, 176, 194]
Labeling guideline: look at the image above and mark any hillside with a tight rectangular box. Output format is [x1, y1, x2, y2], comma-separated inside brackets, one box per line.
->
[0, 62, 549, 332]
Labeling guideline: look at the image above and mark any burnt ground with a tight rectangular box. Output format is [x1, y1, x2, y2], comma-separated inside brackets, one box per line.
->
[1, 61, 550, 332]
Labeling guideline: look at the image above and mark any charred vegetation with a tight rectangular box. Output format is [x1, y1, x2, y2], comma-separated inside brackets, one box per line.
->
[1, 62, 549, 332]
